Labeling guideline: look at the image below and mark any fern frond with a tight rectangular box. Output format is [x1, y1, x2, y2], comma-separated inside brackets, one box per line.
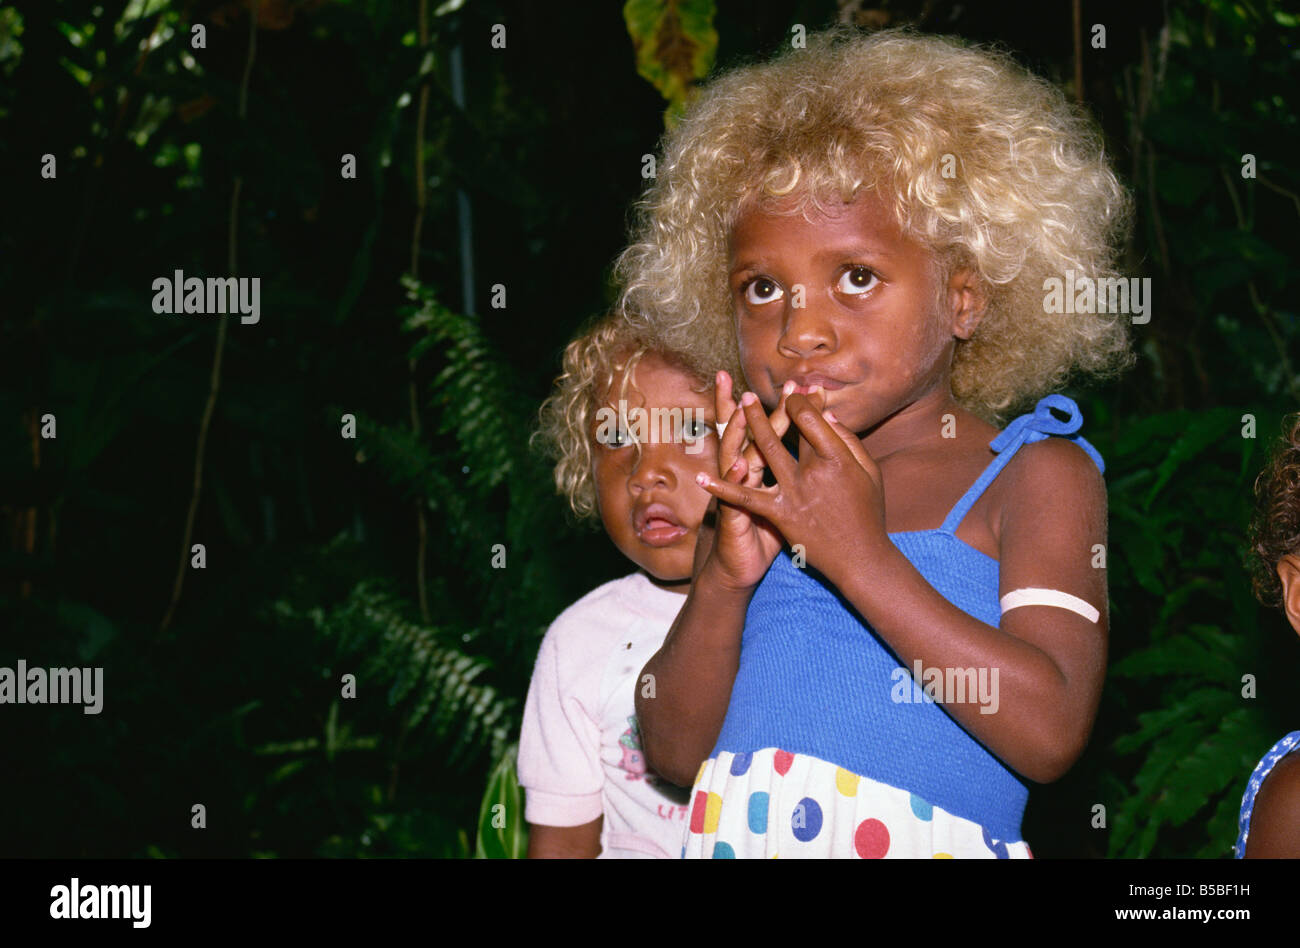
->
[1143, 408, 1241, 510]
[1110, 624, 1242, 682]
[401, 276, 518, 491]
[321, 581, 516, 767]
[1161, 708, 1258, 828]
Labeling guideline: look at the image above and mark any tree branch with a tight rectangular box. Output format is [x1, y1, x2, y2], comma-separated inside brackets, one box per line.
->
[408, 0, 432, 625]
[160, 1, 259, 636]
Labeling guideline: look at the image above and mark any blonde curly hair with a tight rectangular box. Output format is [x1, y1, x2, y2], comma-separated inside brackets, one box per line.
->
[615, 27, 1136, 424]
[534, 313, 711, 521]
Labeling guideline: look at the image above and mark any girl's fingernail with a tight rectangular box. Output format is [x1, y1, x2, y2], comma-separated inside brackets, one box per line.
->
[696, 473, 709, 486]
[782, 380, 795, 396]
[740, 392, 757, 406]
[810, 384, 823, 396]
[729, 459, 744, 474]
[824, 410, 838, 423]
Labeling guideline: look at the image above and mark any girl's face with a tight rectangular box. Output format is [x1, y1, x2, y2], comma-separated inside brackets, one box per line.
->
[590, 354, 717, 591]
[727, 190, 978, 439]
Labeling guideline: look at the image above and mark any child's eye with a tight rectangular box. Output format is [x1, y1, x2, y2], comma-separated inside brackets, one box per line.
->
[599, 425, 632, 449]
[743, 277, 784, 305]
[837, 266, 879, 295]
[684, 418, 714, 440]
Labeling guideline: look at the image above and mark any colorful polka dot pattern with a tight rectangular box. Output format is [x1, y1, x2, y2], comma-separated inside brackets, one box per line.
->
[747, 792, 768, 834]
[680, 747, 1034, 859]
[854, 818, 889, 859]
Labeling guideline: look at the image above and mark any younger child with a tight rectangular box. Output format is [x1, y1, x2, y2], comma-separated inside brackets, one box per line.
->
[1236, 413, 1300, 858]
[518, 314, 718, 857]
[618, 27, 1135, 858]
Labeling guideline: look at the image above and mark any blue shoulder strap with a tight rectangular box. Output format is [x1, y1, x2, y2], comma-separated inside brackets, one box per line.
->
[938, 394, 1105, 535]
[1234, 730, 1300, 858]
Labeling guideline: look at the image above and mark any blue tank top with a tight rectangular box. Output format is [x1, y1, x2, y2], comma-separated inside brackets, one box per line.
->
[710, 394, 1105, 841]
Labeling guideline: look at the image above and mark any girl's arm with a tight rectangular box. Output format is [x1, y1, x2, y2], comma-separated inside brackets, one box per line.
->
[837, 437, 1108, 783]
[635, 556, 752, 788]
[527, 817, 604, 858]
[700, 396, 1108, 784]
[636, 379, 794, 787]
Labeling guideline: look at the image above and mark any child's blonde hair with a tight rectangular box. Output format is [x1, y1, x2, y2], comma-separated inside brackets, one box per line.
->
[534, 313, 710, 521]
[616, 27, 1136, 423]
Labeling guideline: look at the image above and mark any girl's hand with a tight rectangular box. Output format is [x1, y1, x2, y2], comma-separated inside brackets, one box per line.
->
[698, 392, 887, 592]
[704, 372, 793, 591]
[715, 372, 823, 488]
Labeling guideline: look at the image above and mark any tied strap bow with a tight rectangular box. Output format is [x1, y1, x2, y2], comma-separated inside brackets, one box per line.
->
[989, 394, 1104, 474]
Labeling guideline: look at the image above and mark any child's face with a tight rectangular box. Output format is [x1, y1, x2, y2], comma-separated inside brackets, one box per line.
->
[591, 354, 717, 589]
[727, 190, 970, 436]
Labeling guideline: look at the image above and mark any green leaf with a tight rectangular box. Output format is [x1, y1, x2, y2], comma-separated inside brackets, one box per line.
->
[1143, 408, 1241, 510]
[624, 0, 718, 126]
[474, 743, 528, 859]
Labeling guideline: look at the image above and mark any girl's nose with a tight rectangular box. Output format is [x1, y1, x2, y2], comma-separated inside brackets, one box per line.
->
[778, 294, 836, 358]
[629, 440, 677, 492]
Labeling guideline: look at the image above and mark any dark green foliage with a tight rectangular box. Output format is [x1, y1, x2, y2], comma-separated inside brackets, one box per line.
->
[267, 577, 514, 768]
[1091, 403, 1292, 858]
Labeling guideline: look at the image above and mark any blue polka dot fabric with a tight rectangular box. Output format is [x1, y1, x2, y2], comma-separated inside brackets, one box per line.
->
[1233, 730, 1300, 858]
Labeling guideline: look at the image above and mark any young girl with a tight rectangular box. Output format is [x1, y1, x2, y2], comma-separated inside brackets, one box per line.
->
[617, 27, 1135, 858]
[1235, 413, 1300, 858]
[518, 314, 718, 858]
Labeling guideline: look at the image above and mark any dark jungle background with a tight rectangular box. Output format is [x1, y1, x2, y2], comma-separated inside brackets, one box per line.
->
[1, 0, 1296, 859]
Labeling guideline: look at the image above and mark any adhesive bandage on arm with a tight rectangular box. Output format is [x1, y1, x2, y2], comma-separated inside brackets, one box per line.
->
[1000, 588, 1100, 624]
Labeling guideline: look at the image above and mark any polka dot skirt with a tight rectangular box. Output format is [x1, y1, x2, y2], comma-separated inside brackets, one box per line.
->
[681, 748, 1033, 859]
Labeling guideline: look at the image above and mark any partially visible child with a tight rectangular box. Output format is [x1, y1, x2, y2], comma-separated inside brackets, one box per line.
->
[518, 314, 718, 857]
[1236, 413, 1300, 858]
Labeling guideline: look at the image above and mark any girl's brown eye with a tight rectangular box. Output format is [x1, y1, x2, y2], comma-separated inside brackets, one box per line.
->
[838, 267, 878, 295]
[744, 278, 784, 305]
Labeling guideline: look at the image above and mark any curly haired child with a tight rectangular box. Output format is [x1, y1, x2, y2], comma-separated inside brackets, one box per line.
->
[517, 313, 719, 857]
[1235, 413, 1300, 858]
[617, 27, 1137, 858]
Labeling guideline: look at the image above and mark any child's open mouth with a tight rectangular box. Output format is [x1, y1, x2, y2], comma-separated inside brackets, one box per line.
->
[634, 503, 689, 546]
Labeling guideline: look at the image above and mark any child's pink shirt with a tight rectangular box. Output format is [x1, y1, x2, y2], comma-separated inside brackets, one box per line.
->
[518, 572, 692, 858]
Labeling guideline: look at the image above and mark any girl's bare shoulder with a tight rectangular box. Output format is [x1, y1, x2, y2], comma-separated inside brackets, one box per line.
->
[1245, 752, 1300, 857]
[984, 428, 1108, 548]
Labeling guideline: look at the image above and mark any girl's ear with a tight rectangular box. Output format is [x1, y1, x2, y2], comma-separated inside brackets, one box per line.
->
[1279, 554, 1300, 638]
[946, 268, 987, 339]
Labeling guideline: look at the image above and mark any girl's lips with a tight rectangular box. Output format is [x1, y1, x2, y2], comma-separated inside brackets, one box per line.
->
[634, 502, 689, 546]
[638, 522, 689, 546]
[788, 376, 845, 392]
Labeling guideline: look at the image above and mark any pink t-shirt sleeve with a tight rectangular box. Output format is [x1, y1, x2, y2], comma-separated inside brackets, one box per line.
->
[517, 623, 604, 827]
